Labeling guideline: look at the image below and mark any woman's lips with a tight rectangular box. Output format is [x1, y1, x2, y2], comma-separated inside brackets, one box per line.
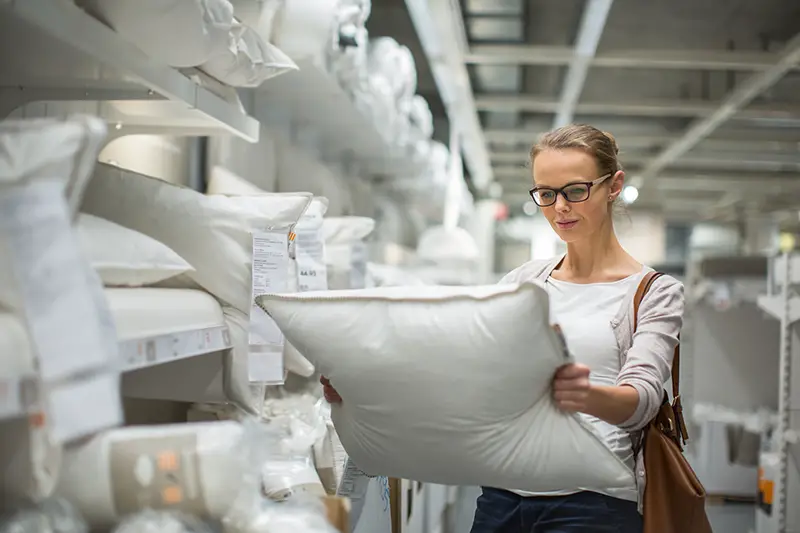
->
[556, 220, 578, 230]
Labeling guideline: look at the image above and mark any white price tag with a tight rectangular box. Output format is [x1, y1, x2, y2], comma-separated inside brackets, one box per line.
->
[295, 225, 328, 292]
[0, 182, 122, 439]
[0, 183, 117, 382]
[350, 242, 368, 290]
[249, 231, 290, 382]
[0, 376, 38, 421]
[248, 349, 285, 384]
[48, 372, 122, 443]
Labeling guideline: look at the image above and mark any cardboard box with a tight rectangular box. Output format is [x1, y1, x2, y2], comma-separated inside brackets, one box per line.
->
[324, 496, 351, 533]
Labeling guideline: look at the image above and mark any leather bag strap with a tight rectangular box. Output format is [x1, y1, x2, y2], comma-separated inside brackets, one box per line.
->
[633, 272, 680, 400]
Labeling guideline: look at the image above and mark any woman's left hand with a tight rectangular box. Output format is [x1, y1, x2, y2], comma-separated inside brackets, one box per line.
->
[552, 363, 592, 413]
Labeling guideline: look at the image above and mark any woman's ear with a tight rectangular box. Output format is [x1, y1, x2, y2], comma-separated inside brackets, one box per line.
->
[608, 170, 625, 202]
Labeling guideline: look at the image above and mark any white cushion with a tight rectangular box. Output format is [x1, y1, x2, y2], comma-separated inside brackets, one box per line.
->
[80, 0, 235, 68]
[204, 166, 322, 379]
[206, 165, 265, 195]
[81, 164, 312, 410]
[270, 0, 340, 63]
[200, 20, 298, 88]
[257, 283, 635, 492]
[77, 214, 193, 287]
[322, 217, 374, 290]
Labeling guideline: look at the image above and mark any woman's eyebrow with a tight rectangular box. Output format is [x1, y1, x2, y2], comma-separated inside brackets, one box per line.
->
[533, 179, 589, 188]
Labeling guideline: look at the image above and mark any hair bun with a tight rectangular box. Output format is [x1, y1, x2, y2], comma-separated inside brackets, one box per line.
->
[602, 131, 619, 155]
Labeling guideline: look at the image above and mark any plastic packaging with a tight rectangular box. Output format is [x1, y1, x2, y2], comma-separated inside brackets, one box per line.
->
[199, 20, 298, 87]
[0, 499, 87, 533]
[321, 217, 375, 290]
[79, 0, 235, 68]
[53, 421, 252, 527]
[112, 510, 213, 533]
[258, 390, 328, 502]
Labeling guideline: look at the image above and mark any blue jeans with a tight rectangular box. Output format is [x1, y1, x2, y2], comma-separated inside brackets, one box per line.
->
[470, 488, 643, 533]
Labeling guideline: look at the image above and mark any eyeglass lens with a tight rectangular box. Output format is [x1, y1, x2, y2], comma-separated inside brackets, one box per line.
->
[532, 184, 591, 206]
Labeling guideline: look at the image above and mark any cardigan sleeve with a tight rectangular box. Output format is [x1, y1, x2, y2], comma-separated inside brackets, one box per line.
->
[616, 274, 684, 431]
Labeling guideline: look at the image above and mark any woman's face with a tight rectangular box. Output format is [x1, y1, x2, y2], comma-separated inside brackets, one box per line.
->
[531, 148, 623, 243]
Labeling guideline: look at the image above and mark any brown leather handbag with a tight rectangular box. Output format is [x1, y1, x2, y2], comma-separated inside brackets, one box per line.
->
[633, 272, 712, 533]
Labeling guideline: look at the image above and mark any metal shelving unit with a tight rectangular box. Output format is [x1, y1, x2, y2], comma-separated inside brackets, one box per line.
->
[757, 253, 800, 533]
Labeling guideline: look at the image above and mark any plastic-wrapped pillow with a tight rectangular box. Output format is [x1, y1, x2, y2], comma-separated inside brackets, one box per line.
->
[204, 166, 322, 380]
[229, 0, 283, 44]
[257, 283, 636, 493]
[270, 0, 340, 63]
[322, 217, 375, 290]
[200, 21, 298, 87]
[366, 37, 417, 104]
[408, 95, 433, 140]
[81, 164, 312, 412]
[79, 0, 235, 68]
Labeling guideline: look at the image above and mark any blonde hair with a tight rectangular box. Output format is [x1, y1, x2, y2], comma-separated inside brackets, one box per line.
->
[530, 124, 622, 176]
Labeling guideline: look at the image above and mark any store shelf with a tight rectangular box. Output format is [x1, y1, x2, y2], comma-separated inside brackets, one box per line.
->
[118, 325, 232, 373]
[255, 59, 424, 176]
[0, 0, 259, 141]
[757, 294, 800, 324]
[0, 375, 39, 422]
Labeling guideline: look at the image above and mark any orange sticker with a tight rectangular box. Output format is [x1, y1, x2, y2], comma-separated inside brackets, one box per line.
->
[157, 451, 179, 471]
[162, 486, 183, 505]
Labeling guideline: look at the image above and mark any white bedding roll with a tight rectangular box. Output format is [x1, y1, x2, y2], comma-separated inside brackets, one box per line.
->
[54, 422, 245, 527]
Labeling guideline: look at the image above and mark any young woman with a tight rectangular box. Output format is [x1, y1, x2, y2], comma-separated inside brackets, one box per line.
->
[322, 124, 684, 533]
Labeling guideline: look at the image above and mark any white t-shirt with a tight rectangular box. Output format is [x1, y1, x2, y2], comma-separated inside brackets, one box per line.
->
[513, 274, 639, 502]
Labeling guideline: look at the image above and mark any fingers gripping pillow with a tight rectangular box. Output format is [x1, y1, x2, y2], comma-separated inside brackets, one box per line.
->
[257, 283, 635, 493]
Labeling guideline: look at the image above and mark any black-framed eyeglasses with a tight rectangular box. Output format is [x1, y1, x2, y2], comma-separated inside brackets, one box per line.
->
[528, 173, 613, 207]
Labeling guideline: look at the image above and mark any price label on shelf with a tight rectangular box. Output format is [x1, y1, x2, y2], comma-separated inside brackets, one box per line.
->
[0, 376, 38, 421]
[118, 326, 233, 372]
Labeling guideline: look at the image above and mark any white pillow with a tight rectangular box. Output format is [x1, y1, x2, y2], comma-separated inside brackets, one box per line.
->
[270, 0, 340, 63]
[81, 164, 312, 411]
[204, 166, 321, 379]
[206, 165, 265, 195]
[322, 217, 374, 290]
[200, 20, 298, 87]
[79, 0, 235, 68]
[77, 213, 193, 287]
[283, 197, 329, 378]
[257, 283, 635, 493]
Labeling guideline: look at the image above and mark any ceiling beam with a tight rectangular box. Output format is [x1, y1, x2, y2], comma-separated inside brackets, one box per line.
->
[474, 94, 800, 120]
[490, 150, 800, 172]
[483, 128, 800, 151]
[405, 0, 493, 189]
[637, 31, 800, 186]
[493, 167, 800, 192]
[466, 44, 800, 72]
[553, 0, 613, 128]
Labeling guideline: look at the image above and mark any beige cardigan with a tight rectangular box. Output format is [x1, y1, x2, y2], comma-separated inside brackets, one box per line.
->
[499, 256, 685, 511]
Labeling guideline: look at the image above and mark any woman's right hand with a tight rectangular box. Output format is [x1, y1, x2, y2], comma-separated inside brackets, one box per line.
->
[320, 376, 342, 404]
